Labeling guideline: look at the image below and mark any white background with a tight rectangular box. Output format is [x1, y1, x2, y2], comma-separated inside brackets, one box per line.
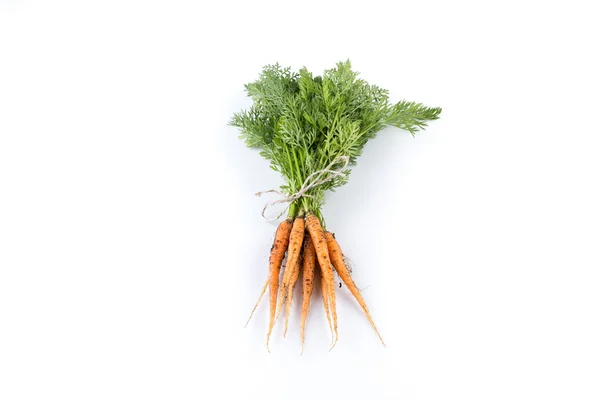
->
[1, 1, 599, 399]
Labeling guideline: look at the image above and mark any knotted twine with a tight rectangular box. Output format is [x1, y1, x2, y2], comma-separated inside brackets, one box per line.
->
[255, 155, 350, 221]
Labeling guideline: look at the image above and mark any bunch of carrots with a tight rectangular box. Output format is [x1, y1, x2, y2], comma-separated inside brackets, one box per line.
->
[246, 214, 383, 351]
[231, 61, 441, 351]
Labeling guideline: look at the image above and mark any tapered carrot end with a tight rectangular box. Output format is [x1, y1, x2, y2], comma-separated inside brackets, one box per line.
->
[328, 325, 339, 351]
[299, 313, 308, 353]
[266, 319, 277, 353]
[283, 294, 292, 338]
[328, 339, 338, 352]
[245, 276, 270, 328]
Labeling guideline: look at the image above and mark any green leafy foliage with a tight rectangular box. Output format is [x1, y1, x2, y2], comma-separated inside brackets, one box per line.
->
[230, 60, 441, 219]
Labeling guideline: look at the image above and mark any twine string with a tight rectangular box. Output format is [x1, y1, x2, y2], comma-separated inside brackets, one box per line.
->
[255, 155, 350, 221]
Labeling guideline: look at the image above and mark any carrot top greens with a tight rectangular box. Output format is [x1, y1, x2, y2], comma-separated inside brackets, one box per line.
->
[230, 60, 441, 222]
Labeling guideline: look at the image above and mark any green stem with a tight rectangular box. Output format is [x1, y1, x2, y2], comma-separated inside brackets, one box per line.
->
[288, 202, 297, 219]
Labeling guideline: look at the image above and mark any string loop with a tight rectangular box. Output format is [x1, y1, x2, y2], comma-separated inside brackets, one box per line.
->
[255, 155, 350, 221]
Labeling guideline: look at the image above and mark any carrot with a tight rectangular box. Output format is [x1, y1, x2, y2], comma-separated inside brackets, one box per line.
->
[299, 233, 316, 353]
[318, 264, 334, 345]
[245, 219, 292, 331]
[306, 214, 338, 350]
[325, 231, 385, 346]
[268, 216, 305, 350]
[283, 254, 301, 338]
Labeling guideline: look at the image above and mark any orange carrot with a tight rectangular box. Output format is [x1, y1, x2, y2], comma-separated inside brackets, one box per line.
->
[305, 214, 338, 350]
[325, 231, 385, 346]
[318, 264, 333, 344]
[268, 216, 304, 350]
[299, 233, 316, 353]
[283, 255, 301, 338]
[245, 219, 292, 332]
